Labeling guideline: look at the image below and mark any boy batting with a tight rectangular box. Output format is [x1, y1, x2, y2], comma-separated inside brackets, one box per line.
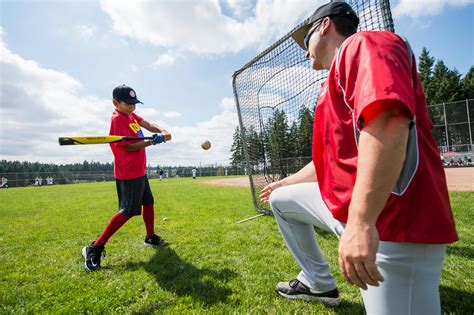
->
[82, 84, 171, 272]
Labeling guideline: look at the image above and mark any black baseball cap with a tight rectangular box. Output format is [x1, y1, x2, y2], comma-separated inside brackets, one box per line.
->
[292, 1, 359, 50]
[112, 84, 143, 104]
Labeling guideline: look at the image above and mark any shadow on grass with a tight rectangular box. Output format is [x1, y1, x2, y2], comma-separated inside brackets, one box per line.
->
[125, 247, 237, 306]
[446, 244, 474, 259]
[327, 299, 364, 314]
[440, 285, 474, 313]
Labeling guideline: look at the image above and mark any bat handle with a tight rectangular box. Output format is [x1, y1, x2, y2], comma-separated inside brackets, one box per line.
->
[58, 138, 76, 145]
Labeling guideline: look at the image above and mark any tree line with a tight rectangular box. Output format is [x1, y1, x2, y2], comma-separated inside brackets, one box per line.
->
[230, 106, 314, 177]
[230, 47, 473, 169]
[418, 47, 473, 104]
[0, 160, 114, 174]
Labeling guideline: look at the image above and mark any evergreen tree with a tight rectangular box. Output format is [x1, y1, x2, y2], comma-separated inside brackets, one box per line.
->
[266, 109, 290, 177]
[429, 60, 463, 104]
[230, 126, 245, 169]
[418, 47, 435, 104]
[297, 107, 314, 160]
[461, 66, 474, 99]
[246, 126, 265, 171]
[287, 121, 299, 158]
[0, 160, 114, 174]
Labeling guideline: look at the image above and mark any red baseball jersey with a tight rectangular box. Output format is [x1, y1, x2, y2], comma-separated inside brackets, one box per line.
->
[312, 31, 457, 243]
[109, 109, 147, 180]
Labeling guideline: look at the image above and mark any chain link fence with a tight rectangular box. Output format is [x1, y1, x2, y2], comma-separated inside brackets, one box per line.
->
[0, 166, 246, 188]
[0, 171, 115, 188]
[428, 99, 473, 163]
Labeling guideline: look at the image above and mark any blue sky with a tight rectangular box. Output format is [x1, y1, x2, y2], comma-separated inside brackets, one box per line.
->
[1, 0, 473, 167]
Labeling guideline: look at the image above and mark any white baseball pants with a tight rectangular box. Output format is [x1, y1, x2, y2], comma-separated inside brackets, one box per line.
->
[269, 182, 446, 315]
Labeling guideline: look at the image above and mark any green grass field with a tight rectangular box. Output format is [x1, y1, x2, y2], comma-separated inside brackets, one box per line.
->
[0, 178, 473, 313]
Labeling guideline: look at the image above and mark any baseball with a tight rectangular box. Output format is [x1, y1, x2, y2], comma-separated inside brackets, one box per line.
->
[201, 140, 211, 150]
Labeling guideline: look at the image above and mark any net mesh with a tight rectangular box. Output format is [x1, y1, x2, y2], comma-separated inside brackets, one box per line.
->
[232, 0, 394, 214]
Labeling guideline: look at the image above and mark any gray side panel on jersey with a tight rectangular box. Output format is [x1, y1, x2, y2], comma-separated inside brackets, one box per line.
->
[392, 122, 418, 195]
[345, 35, 419, 196]
[352, 120, 418, 195]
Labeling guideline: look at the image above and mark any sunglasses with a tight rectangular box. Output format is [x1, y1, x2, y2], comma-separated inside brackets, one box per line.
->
[303, 19, 323, 50]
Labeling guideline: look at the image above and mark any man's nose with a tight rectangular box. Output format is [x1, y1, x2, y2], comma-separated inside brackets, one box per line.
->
[305, 51, 310, 59]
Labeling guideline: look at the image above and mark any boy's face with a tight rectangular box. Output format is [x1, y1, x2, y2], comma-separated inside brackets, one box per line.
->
[113, 99, 136, 116]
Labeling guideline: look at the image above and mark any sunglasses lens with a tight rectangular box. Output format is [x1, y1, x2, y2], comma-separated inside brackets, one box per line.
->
[304, 33, 310, 49]
[303, 21, 319, 50]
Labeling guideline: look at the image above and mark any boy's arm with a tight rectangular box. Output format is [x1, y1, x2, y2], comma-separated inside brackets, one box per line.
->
[123, 140, 154, 152]
[139, 119, 172, 141]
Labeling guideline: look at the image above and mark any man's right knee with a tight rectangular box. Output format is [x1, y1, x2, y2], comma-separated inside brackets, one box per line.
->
[269, 186, 292, 215]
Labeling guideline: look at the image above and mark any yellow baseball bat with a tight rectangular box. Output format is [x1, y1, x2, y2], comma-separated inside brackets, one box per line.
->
[58, 135, 154, 146]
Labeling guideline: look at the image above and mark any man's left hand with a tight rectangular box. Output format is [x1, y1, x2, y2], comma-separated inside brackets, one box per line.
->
[338, 221, 384, 290]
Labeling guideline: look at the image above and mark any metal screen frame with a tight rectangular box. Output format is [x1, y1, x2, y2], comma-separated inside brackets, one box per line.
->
[232, 0, 394, 214]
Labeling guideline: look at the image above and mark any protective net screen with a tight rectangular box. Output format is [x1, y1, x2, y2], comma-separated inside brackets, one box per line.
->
[232, 0, 394, 214]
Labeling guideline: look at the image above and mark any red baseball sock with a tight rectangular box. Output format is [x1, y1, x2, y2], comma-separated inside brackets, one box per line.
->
[95, 212, 131, 245]
[142, 204, 155, 237]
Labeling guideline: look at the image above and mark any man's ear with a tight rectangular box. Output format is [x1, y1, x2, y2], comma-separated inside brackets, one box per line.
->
[112, 99, 119, 106]
[320, 17, 331, 35]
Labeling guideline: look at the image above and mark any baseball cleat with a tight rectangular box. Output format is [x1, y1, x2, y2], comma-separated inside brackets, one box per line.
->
[276, 279, 340, 306]
[144, 234, 168, 247]
[82, 242, 105, 272]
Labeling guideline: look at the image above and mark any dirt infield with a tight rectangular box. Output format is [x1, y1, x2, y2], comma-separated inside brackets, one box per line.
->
[444, 168, 474, 191]
[202, 168, 473, 192]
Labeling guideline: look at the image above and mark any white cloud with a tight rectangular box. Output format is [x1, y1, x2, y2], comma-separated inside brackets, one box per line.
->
[99, 0, 324, 54]
[219, 97, 236, 111]
[0, 34, 112, 163]
[136, 97, 238, 165]
[135, 108, 182, 120]
[225, 0, 254, 18]
[155, 108, 238, 166]
[0, 36, 237, 166]
[161, 111, 182, 118]
[393, 0, 474, 18]
[77, 25, 97, 40]
[152, 51, 178, 67]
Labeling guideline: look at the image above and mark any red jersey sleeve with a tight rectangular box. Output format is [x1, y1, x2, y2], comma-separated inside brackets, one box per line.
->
[336, 32, 416, 129]
[133, 113, 144, 123]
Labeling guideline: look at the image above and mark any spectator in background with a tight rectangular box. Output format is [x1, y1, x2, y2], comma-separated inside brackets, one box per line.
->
[192, 168, 197, 179]
[450, 158, 455, 166]
[0, 177, 8, 188]
[159, 168, 164, 181]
